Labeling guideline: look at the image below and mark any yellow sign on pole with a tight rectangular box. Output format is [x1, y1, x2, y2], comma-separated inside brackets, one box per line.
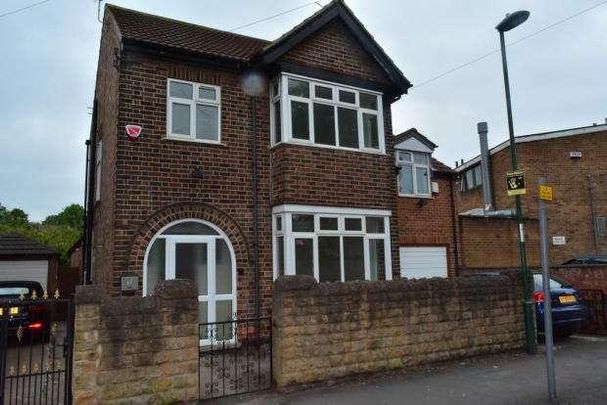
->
[506, 170, 526, 196]
[539, 185, 554, 201]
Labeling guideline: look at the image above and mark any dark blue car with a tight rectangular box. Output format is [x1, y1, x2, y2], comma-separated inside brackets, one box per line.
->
[533, 274, 588, 336]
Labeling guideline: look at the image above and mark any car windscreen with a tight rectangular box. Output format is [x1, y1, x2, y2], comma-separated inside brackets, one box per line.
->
[533, 274, 571, 290]
[0, 286, 32, 298]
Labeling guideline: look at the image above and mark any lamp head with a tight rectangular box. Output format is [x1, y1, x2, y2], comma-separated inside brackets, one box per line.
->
[496, 10, 530, 32]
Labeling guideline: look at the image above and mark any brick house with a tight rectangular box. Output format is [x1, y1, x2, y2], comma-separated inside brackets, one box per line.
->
[394, 129, 459, 278]
[455, 123, 607, 270]
[84, 0, 414, 322]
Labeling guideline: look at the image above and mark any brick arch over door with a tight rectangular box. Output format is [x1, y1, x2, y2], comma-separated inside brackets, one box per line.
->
[127, 202, 251, 294]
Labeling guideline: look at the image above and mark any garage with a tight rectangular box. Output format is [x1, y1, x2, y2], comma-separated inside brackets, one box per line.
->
[0, 233, 59, 291]
[399, 246, 448, 279]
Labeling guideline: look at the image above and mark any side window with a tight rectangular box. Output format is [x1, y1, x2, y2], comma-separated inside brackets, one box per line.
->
[397, 151, 431, 197]
[167, 79, 221, 143]
[95, 140, 102, 202]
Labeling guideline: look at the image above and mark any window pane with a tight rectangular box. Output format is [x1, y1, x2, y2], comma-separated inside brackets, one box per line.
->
[216, 240, 232, 294]
[291, 101, 310, 140]
[466, 170, 474, 190]
[199, 86, 216, 100]
[170, 81, 193, 99]
[339, 90, 356, 104]
[344, 237, 364, 281]
[196, 104, 219, 141]
[369, 239, 384, 281]
[345, 218, 362, 231]
[313, 103, 336, 145]
[175, 243, 208, 296]
[399, 165, 414, 194]
[277, 236, 285, 277]
[338, 107, 359, 148]
[163, 222, 218, 235]
[318, 236, 341, 282]
[295, 238, 314, 277]
[273, 100, 281, 144]
[215, 301, 234, 340]
[315, 85, 333, 100]
[366, 217, 384, 233]
[272, 81, 280, 98]
[319, 217, 338, 230]
[276, 215, 282, 231]
[416, 166, 430, 194]
[359, 93, 378, 110]
[398, 151, 412, 162]
[171, 103, 191, 135]
[363, 113, 379, 149]
[199, 301, 208, 324]
[288, 78, 310, 98]
[146, 238, 165, 295]
[413, 152, 428, 164]
[292, 214, 314, 232]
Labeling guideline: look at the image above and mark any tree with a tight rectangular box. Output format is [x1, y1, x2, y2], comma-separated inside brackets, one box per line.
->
[0, 204, 29, 226]
[43, 204, 84, 231]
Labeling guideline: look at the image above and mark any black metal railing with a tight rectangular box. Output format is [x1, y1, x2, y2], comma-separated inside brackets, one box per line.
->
[198, 317, 272, 400]
[0, 295, 74, 404]
[580, 289, 607, 334]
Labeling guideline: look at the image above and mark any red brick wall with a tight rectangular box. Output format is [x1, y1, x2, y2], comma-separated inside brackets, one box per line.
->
[457, 131, 607, 266]
[91, 15, 403, 317]
[283, 20, 390, 85]
[459, 216, 540, 269]
[551, 266, 607, 295]
[397, 175, 458, 276]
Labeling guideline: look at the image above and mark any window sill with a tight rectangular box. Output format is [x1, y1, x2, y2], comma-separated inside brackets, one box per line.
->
[398, 194, 433, 200]
[271, 140, 386, 155]
[165, 136, 224, 146]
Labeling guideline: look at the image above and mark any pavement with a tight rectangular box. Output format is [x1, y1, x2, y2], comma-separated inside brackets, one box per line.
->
[211, 335, 607, 405]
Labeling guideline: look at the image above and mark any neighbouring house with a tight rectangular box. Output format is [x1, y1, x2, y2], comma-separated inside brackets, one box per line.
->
[84, 0, 413, 322]
[455, 122, 607, 271]
[394, 128, 459, 278]
[0, 233, 59, 292]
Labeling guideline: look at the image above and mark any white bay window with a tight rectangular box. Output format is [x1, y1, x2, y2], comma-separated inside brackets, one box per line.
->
[270, 74, 385, 153]
[272, 206, 392, 282]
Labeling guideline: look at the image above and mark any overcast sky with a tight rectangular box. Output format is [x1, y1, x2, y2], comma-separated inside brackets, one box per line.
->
[1, 0, 605, 221]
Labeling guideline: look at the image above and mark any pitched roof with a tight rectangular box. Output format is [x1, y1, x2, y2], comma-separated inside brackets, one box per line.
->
[395, 128, 438, 150]
[106, 4, 269, 61]
[0, 233, 57, 257]
[105, 1, 411, 96]
[431, 158, 455, 175]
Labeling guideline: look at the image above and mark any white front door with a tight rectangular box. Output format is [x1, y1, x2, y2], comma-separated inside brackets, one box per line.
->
[165, 236, 235, 343]
[399, 246, 448, 279]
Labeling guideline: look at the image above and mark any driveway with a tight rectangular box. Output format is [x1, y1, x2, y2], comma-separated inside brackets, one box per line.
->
[214, 335, 607, 405]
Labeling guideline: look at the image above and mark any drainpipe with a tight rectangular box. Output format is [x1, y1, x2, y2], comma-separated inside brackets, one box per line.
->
[588, 174, 599, 255]
[449, 178, 460, 275]
[250, 96, 261, 319]
[478, 122, 493, 213]
[83, 99, 98, 285]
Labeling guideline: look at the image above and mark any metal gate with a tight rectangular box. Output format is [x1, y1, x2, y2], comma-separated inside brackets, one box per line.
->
[580, 289, 607, 334]
[0, 293, 74, 404]
[199, 317, 272, 400]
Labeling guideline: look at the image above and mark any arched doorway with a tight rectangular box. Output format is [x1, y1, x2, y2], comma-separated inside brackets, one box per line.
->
[143, 219, 236, 341]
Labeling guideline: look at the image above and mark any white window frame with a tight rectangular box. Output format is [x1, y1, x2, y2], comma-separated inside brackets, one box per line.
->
[269, 73, 385, 154]
[272, 205, 392, 282]
[396, 150, 431, 198]
[94, 140, 102, 202]
[166, 79, 221, 144]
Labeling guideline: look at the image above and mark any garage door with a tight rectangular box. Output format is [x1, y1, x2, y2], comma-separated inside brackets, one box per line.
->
[399, 247, 447, 279]
[0, 260, 48, 289]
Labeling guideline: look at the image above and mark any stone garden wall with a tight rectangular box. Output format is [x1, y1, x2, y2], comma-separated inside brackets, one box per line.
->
[73, 280, 199, 404]
[272, 275, 525, 387]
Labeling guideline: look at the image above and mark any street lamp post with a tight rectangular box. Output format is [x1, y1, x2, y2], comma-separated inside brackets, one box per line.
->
[496, 11, 537, 355]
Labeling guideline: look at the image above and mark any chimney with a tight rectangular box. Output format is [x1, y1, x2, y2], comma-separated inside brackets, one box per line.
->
[478, 122, 493, 212]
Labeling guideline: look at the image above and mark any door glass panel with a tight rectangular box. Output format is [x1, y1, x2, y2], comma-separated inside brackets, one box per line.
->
[318, 236, 341, 282]
[175, 243, 208, 295]
[216, 240, 232, 294]
[295, 238, 314, 276]
[344, 237, 365, 281]
[369, 239, 384, 281]
[199, 301, 209, 339]
[216, 300, 234, 340]
[146, 238, 165, 295]
[162, 222, 218, 235]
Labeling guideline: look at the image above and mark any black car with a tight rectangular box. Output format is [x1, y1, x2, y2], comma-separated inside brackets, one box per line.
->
[533, 274, 588, 337]
[562, 255, 607, 265]
[0, 281, 49, 340]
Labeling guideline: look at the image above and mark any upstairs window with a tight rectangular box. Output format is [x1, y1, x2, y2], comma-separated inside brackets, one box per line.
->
[270, 74, 384, 153]
[167, 79, 221, 143]
[461, 165, 483, 191]
[397, 151, 431, 197]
